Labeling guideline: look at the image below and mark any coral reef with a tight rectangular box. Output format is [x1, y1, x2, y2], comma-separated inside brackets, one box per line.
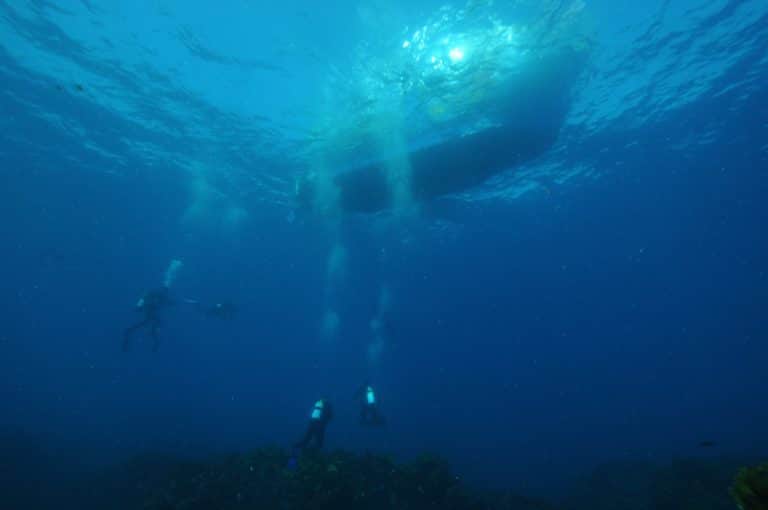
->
[562, 457, 767, 510]
[731, 463, 768, 510]
[4, 429, 762, 510]
[650, 458, 741, 510]
[84, 447, 554, 510]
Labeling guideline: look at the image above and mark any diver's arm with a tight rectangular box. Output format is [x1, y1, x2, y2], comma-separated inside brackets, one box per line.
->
[181, 298, 204, 309]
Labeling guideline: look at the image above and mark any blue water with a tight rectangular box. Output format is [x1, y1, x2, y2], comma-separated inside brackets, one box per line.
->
[1, 0, 767, 503]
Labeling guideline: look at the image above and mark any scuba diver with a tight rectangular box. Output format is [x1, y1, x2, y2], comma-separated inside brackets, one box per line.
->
[122, 287, 171, 352]
[294, 398, 334, 451]
[356, 382, 386, 427]
[122, 259, 183, 353]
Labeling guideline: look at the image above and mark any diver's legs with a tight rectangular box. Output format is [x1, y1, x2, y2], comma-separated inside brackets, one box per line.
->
[315, 425, 325, 449]
[122, 319, 149, 352]
[361, 405, 380, 425]
[370, 405, 379, 424]
[373, 407, 385, 426]
[362, 405, 385, 426]
[150, 320, 161, 352]
[294, 424, 314, 451]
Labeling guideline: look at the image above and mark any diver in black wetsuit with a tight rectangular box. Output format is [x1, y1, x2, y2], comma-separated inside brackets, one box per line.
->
[122, 287, 171, 352]
[294, 398, 333, 451]
[356, 382, 386, 427]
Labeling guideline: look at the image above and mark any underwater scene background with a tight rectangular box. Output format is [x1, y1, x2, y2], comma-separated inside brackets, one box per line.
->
[1, 1, 767, 509]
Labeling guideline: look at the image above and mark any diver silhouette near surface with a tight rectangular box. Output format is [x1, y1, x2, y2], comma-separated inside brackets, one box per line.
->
[122, 259, 182, 353]
[121, 259, 242, 352]
[122, 287, 171, 352]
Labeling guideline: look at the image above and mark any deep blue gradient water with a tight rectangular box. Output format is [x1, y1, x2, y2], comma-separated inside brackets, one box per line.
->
[1, 0, 767, 503]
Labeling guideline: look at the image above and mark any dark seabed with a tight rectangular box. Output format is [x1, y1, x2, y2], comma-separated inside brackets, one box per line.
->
[1, 1, 767, 509]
